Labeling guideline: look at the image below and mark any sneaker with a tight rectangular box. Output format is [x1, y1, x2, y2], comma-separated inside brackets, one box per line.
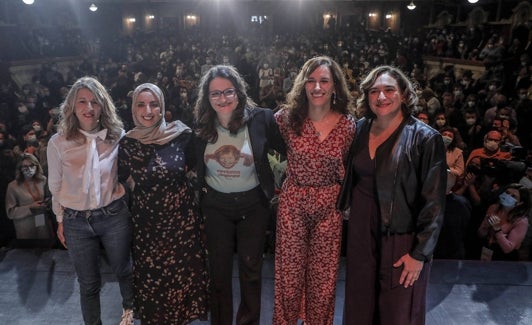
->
[119, 309, 134, 325]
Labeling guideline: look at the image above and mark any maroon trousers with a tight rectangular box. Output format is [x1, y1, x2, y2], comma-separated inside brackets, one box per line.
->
[344, 227, 431, 325]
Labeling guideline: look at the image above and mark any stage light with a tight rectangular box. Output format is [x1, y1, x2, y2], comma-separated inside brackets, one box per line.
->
[89, 3, 98, 12]
[407, 1, 416, 10]
[468, 0, 479, 3]
[22, 0, 35, 5]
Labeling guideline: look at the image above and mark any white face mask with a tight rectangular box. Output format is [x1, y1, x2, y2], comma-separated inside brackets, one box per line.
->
[442, 136, 453, 146]
[465, 118, 476, 126]
[18, 105, 28, 114]
[26, 135, 37, 142]
[484, 140, 499, 151]
[22, 166, 36, 178]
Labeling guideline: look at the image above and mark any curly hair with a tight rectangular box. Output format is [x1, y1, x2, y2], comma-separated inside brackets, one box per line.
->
[284, 56, 353, 135]
[58, 76, 123, 143]
[194, 65, 256, 143]
[357, 65, 418, 119]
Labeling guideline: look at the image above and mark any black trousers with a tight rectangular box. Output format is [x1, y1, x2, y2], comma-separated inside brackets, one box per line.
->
[202, 186, 271, 325]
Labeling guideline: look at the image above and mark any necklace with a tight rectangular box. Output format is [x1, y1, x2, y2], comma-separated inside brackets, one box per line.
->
[312, 111, 338, 137]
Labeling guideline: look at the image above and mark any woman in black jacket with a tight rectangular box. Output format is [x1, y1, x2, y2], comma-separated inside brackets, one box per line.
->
[193, 65, 285, 325]
[337, 65, 447, 325]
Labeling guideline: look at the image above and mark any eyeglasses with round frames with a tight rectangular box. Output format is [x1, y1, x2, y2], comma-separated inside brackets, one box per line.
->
[209, 88, 237, 101]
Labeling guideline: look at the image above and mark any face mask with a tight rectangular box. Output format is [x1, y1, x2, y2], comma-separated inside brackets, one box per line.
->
[443, 80, 451, 85]
[498, 114, 509, 120]
[32, 125, 42, 132]
[442, 136, 453, 146]
[519, 94, 527, 100]
[26, 135, 37, 142]
[499, 192, 517, 209]
[488, 85, 496, 91]
[465, 118, 476, 126]
[454, 91, 462, 97]
[18, 105, 28, 114]
[435, 119, 446, 127]
[484, 140, 499, 151]
[22, 166, 36, 178]
[467, 101, 476, 107]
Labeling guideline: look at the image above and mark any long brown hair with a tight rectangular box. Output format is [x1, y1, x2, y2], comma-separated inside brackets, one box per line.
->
[284, 56, 353, 135]
[194, 65, 256, 143]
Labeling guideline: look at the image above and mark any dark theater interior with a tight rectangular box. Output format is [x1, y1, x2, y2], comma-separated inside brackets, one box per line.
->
[1, 0, 531, 324]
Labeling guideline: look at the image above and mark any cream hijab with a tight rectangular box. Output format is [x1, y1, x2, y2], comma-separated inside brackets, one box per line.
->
[126, 83, 190, 145]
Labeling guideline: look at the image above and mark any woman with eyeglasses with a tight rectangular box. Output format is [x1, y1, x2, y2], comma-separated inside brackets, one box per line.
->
[193, 65, 285, 325]
[478, 183, 530, 261]
[5, 153, 53, 243]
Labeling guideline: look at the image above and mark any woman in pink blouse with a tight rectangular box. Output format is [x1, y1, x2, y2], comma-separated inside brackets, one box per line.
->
[478, 183, 530, 261]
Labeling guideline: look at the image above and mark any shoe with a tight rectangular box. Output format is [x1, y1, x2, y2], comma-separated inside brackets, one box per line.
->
[119, 308, 134, 325]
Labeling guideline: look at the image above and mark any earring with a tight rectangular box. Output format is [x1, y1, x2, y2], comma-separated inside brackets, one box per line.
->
[332, 92, 337, 105]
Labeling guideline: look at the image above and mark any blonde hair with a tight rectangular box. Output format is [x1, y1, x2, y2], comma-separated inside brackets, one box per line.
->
[58, 76, 123, 143]
[15, 153, 45, 184]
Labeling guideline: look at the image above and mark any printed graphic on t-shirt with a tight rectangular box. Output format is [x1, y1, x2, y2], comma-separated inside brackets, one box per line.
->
[205, 145, 253, 178]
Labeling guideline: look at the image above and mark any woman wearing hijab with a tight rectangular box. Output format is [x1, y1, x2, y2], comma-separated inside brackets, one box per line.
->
[118, 83, 209, 325]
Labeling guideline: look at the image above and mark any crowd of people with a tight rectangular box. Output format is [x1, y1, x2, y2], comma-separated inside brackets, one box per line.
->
[0, 17, 531, 325]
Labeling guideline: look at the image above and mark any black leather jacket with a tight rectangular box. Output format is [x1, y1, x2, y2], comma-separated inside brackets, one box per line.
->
[337, 115, 447, 261]
[193, 106, 286, 203]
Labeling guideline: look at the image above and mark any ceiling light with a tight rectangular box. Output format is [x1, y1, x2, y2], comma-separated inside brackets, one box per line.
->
[407, 1, 416, 10]
[22, 0, 35, 5]
[468, 0, 479, 3]
[89, 3, 98, 12]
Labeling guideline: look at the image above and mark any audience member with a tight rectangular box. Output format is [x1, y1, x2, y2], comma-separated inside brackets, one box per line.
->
[478, 183, 530, 261]
[441, 126, 465, 178]
[466, 130, 512, 165]
[434, 171, 472, 259]
[5, 153, 54, 245]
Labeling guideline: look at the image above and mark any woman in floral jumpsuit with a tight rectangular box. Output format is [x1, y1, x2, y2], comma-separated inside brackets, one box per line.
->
[273, 56, 356, 325]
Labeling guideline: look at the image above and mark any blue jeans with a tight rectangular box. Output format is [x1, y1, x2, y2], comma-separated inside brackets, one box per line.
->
[63, 198, 134, 325]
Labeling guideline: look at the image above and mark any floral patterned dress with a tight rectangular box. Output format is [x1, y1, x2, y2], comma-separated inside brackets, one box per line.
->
[118, 133, 209, 325]
[273, 109, 356, 325]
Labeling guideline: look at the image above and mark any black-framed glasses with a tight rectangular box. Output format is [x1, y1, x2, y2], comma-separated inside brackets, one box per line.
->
[209, 88, 237, 101]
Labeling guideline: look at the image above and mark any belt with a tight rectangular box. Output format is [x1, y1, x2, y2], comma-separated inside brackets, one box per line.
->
[64, 198, 124, 218]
